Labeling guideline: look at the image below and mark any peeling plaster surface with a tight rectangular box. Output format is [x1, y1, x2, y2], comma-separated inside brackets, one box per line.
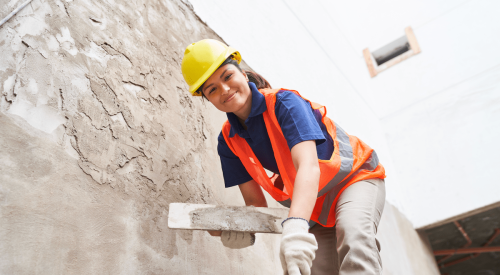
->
[0, 0, 282, 273]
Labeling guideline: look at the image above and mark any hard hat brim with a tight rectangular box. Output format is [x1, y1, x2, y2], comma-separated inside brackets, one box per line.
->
[189, 47, 241, 96]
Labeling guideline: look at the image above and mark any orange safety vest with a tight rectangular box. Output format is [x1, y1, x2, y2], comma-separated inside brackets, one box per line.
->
[222, 88, 385, 227]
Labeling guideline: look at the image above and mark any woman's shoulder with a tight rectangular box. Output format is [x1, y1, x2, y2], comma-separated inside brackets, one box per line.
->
[275, 89, 308, 108]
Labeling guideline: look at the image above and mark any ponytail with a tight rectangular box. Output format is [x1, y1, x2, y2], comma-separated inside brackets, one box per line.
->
[244, 70, 272, 89]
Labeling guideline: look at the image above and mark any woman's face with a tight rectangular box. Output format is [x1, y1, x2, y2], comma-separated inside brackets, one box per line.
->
[202, 64, 251, 115]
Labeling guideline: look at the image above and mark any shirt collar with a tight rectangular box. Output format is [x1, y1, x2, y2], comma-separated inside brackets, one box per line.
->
[227, 82, 267, 137]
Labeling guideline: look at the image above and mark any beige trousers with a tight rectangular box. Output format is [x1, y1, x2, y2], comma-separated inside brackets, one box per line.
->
[309, 178, 386, 275]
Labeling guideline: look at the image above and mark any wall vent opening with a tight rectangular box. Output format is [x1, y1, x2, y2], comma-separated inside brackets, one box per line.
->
[372, 36, 410, 66]
[363, 26, 421, 78]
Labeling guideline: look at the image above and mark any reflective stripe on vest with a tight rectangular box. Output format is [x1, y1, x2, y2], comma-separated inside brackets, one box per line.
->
[221, 88, 385, 227]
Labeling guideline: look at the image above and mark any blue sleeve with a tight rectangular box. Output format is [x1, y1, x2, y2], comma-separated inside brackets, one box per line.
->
[275, 91, 326, 150]
[217, 132, 253, 188]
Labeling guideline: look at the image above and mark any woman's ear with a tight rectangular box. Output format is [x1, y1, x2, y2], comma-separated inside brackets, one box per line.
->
[242, 70, 249, 82]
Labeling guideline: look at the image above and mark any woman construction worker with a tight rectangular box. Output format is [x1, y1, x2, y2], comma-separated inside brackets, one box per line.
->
[181, 39, 386, 275]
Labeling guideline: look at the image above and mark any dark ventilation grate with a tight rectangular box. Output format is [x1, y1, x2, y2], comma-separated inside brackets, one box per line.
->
[372, 36, 410, 66]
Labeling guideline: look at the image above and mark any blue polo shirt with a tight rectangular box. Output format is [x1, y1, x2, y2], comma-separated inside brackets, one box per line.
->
[218, 82, 334, 188]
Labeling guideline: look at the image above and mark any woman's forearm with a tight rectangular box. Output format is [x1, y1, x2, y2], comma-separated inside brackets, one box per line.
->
[289, 140, 321, 221]
[288, 163, 320, 220]
[239, 179, 268, 207]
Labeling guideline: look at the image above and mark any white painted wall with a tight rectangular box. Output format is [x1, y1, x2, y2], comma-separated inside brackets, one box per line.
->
[188, 0, 500, 228]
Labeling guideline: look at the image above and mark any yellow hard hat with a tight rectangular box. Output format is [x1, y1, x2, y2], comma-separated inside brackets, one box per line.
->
[181, 39, 241, 96]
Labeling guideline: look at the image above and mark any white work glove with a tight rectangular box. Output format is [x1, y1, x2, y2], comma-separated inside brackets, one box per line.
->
[280, 218, 318, 275]
[220, 231, 255, 249]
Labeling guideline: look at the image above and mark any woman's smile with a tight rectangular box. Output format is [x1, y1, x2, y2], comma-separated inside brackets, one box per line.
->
[224, 91, 237, 103]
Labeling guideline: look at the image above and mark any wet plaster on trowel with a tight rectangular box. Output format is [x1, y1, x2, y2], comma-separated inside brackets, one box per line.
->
[190, 206, 282, 233]
[0, 0, 283, 274]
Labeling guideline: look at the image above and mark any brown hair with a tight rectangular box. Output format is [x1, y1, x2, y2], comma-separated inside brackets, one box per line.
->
[197, 56, 272, 98]
[245, 70, 271, 89]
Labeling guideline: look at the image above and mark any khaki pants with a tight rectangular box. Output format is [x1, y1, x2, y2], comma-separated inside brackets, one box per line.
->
[310, 178, 386, 275]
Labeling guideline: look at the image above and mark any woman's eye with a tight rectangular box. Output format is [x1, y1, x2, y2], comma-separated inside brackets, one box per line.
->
[225, 74, 232, 81]
[209, 87, 216, 94]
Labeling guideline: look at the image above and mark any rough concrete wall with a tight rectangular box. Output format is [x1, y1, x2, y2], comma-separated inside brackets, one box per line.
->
[0, 0, 281, 274]
[378, 202, 440, 275]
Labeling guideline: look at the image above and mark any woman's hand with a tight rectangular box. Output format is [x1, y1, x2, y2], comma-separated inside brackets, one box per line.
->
[207, 230, 222, 237]
[206, 180, 265, 247]
[207, 230, 255, 249]
[280, 219, 318, 275]
[221, 231, 255, 249]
